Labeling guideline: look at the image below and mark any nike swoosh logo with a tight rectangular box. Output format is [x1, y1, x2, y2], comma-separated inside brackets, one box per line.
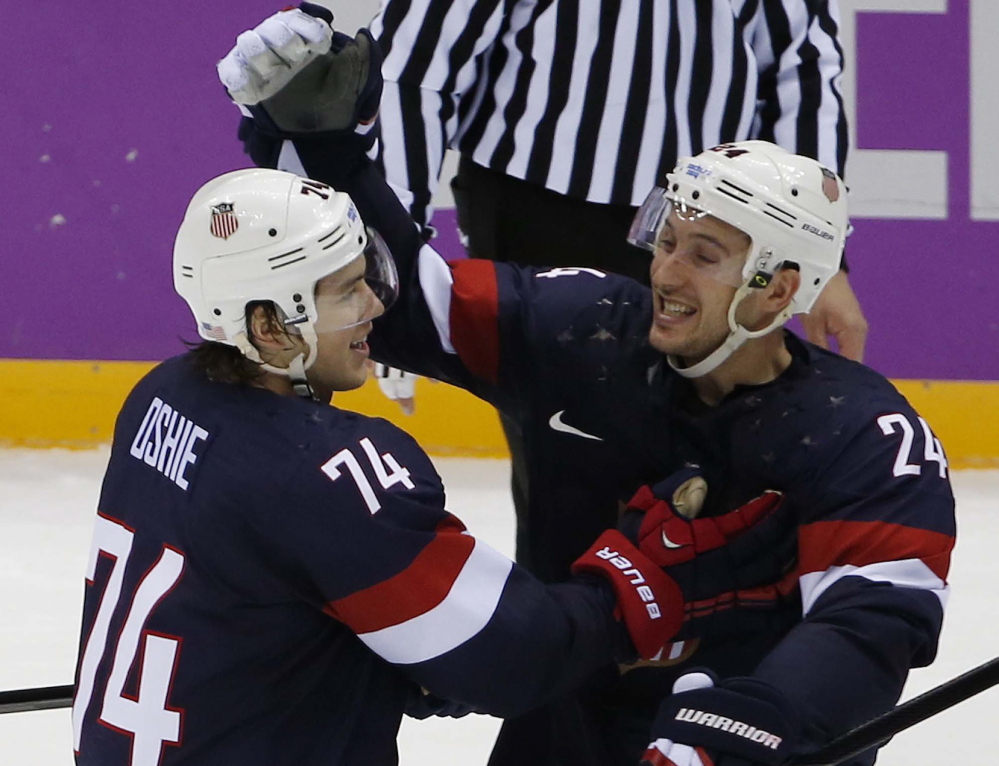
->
[548, 410, 604, 441]
[661, 530, 685, 549]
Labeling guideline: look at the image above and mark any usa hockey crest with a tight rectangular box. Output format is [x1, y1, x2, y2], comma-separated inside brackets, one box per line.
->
[209, 202, 238, 239]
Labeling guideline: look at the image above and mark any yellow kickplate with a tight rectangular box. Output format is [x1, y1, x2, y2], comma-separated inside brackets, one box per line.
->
[0, 359, 508, 457]
[1, 359, 996, 468]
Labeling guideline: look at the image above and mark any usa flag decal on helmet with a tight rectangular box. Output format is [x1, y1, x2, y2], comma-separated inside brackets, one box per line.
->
[209, 202, 238, 239]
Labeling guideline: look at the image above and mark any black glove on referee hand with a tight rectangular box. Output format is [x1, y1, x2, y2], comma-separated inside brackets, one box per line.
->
[642, 671, 799, 766]
[217, 5, 383, 171]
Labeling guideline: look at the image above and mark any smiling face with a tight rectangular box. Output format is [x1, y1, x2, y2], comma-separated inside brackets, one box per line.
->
[306, 255, 385, 398]
[647, 210, 752, 363]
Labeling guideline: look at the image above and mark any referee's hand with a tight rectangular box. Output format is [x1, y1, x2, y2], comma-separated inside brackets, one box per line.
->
[800, 270, 868, 362]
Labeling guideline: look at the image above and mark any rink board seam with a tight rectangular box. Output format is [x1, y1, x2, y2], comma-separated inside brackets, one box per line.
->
[0, 360, 996, 467]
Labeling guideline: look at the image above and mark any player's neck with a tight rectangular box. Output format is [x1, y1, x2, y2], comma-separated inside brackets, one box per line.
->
[252, 370, 333, 404]
[253, 370, 298, 398]
[690, 333, 792, 406]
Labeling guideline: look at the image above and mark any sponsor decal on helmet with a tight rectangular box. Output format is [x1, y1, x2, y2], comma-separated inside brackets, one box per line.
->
[802, 223, 834, 241]
[685, 163, 712, 179]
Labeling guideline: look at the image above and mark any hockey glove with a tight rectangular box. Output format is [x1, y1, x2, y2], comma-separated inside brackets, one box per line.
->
[622, 467, 783, 568]
[625, 467, 797, 640]
[573, 469, 789, 658]
[571, 528, 684, 660]
[642, 671, 799, 766]
[217, 5, 383, 173]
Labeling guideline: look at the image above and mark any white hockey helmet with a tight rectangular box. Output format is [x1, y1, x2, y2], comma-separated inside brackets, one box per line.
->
[173, 168, 397, 390]
[628, 141, 849, 376]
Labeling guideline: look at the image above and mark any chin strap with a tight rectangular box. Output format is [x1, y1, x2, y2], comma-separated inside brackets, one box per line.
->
[233, 322, 321, 399]
[667, 282, 792, 379]
[285, 353, 316, 399]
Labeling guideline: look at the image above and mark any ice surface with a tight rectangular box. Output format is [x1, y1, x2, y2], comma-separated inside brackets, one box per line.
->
[0, 448, 995, 764]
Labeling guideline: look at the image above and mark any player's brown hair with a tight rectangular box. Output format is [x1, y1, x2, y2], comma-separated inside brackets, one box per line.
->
[186, 301, 285, 386]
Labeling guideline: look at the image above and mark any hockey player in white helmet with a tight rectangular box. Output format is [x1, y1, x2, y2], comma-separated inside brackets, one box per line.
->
[628, 141, 848, 391]
[173, 168, 398, 401]
[214, 17, 953, 766]
[73, 162, 791, 766]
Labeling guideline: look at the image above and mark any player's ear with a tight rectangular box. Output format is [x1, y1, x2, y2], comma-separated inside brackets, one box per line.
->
[766, 266, 801, 314]
[248, 303, 304, 357]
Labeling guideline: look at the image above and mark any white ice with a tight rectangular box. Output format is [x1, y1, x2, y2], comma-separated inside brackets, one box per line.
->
[0, 448, 996, 765]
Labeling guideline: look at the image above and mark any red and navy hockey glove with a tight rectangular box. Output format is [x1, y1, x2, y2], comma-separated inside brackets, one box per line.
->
[571, 528, 685, 660]
[621, 467, 783, 568]
[625, 468, 795, 639]
[572, 469, 788, 659]
[642, 671, 799, 766]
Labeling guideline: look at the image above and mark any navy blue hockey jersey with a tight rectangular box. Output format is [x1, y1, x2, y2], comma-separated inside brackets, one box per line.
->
[374, 252, 955, 765]
[71, 355, 624, 766]
[265, 138, 956, 765]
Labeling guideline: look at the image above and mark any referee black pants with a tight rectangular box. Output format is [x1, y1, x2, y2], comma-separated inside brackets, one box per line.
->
[451, 155, 652, 282]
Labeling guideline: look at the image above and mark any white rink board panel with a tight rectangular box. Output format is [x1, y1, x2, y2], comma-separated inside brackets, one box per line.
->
[0, 449, 995, 765]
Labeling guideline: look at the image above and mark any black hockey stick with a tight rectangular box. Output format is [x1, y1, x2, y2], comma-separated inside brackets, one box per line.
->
[789, 655, 999, 766]
[2, 655, 998, 764]
[0, 683, 73, 715]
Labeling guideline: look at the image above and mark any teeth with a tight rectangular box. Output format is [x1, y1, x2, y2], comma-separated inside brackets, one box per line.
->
[659, 298, 695, 316]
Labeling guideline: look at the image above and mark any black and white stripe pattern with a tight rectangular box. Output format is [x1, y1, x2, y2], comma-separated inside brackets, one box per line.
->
[370, 0, 848, 230]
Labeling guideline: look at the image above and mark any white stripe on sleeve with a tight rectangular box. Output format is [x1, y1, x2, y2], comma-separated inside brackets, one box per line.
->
[800, 558, 949, 617]
[417, 243, 456, 354]
[357, 538, 514, 664]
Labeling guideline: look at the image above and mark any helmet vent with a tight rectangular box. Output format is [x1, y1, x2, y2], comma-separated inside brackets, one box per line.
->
[762, 202, 797, 229]
[319, 228, 348, 250]
[762, 210, 795, 228]
[268, 247, 307, 270]
[719, 179, 753, 199]
[179, 265, 194, 279]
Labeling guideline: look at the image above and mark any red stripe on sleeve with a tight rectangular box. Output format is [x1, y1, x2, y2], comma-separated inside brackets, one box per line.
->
[449, 260, 501, 384]
[799, 520, 954, 582]
[324, 516, 474, 633]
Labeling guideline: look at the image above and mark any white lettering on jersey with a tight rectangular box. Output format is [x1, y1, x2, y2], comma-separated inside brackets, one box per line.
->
[129, 397, 209, 490]
[877, 413, 949, 479]
[535, 267, 607, 279]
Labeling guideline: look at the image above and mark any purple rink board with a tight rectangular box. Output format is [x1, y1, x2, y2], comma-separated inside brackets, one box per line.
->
[4, 2, 995, 380]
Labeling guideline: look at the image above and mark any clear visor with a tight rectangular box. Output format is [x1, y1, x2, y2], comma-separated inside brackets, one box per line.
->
[307, 227, 400, 334]
[628, 188, 749, 288]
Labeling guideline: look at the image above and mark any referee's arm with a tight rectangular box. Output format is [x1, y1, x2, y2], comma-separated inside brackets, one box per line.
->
[371, 0, 506, 233]
[753, 0, 849, 177]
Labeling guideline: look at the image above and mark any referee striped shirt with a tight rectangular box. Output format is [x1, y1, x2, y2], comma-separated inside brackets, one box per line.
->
[370, 0, 848, 231]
